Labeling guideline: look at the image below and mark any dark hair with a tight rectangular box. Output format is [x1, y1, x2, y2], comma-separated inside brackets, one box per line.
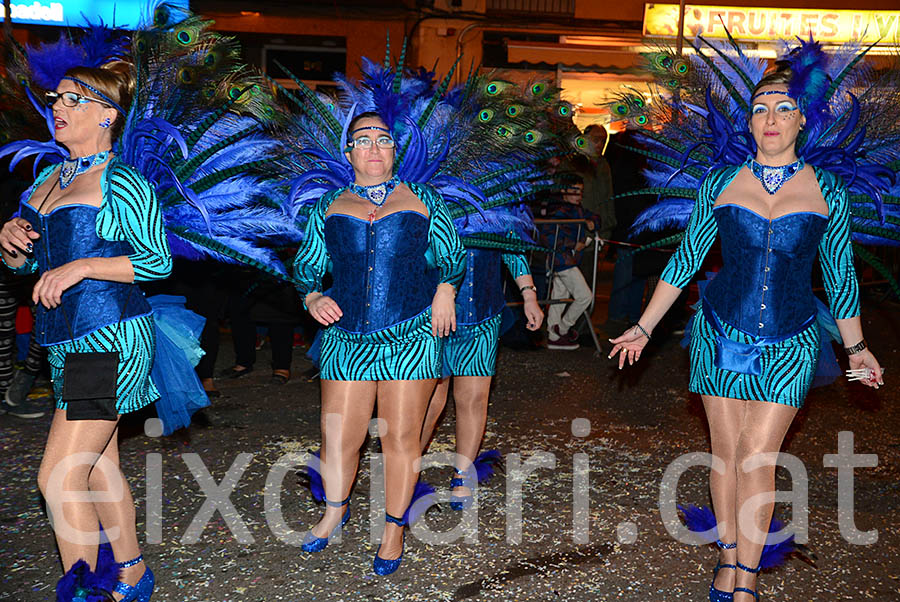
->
[64, 61, 134, 141]
[348, 111, 387, 134]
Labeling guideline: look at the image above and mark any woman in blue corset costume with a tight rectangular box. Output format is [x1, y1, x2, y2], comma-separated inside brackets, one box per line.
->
[0, 63, 168, 600]
[419, 246, 543, 508]
[609, 68, 883, 601]
[293, 112, 465, 574]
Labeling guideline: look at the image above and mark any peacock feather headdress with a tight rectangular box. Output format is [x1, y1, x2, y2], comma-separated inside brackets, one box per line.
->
[609, 31, 900, 293]
[0, 2, 300, 279]
[274, 37, 573, 251]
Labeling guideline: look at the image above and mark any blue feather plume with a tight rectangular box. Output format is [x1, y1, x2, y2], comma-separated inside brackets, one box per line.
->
[403, 479, 437, 525]
[299, 450, 325, 503]
[472, 450, 503, 484]
[678, 504, 797, 570]
[55, 538, 119, 601]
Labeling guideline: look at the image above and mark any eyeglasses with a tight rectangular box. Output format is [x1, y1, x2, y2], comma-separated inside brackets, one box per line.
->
[45, 91, 111, 109]
[349, 135, 395, 149]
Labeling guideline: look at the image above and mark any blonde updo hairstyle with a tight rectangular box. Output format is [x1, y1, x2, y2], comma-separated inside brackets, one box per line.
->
[750, 68, 793, 103]
[63, 60, 135, 141]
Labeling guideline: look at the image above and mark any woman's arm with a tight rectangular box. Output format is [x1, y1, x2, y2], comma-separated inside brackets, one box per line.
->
[818, 180, 881, 387]
[293, 194, 341, 325]
[502, 252, 543, 330]
[425, 187, 466, 336]
[608, 172, 722, 367]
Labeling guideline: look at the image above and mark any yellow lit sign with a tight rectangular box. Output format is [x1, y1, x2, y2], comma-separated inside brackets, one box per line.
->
[643, 3, 900, 44]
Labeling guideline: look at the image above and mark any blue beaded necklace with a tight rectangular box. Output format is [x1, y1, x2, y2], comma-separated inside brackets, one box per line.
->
[347, 176, 399, 222]
[746, 156, 804, 195]
[348, 176, 398, 205]
[59, 150, 110, 189]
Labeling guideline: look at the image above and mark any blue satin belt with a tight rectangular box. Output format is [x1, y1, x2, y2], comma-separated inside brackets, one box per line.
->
[702, 298, 815, 375]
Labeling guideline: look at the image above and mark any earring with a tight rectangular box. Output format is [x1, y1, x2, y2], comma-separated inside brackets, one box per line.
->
[99, 117, 112, 129]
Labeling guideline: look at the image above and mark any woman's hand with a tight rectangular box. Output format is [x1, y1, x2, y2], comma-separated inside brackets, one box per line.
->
[32, 259, 89, 309]
[306, 292, 343, 326]
[523, 297, 544, 331]
[608, 325, 651, 369]
[848, 348, 884, 389]
[0, 217, 39, 257]
[432, 283, 456, 337]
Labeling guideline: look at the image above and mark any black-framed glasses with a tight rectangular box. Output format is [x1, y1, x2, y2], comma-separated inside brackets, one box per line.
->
[44, 91, 111, 109]
[349, 135, 395, 149]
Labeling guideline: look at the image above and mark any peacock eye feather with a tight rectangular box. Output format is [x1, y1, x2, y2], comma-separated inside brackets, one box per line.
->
[615, 103, 629, 116]
[523, 130, 543, 144]
[177, 67, 197, 85]
[531, 82, 546, 96]
[666, 79, 679, 89]
[153, 6, 169, 26]
[203, 51, 221, 67]
[506, 104, 522, 118]
[478, 109, 495, 122]
[496, 126, 511, 137]
[557, 105, 570, 117]
[175, 28, 195, 46]
[228, 85, 245, 101]
[485, 80, 510, 96]
[575, 136, 586, 148]
[674, 59, 689, 74]
[632, 97, 645, 108]
[635, 115, 648, 125]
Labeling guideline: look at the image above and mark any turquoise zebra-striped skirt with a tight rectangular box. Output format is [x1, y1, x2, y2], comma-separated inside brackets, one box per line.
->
[48, 313, 159, 414]
[319, 308, 443, 381]
[688, 303, 820, 408]
[442, 313, 502, 377]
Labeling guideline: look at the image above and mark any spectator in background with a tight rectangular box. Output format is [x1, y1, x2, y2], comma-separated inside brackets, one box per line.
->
[222, 278, 302, 385]
[0, 165, 48, 418]
[538, 180, 601, 350]
[580, 125, 615, 242]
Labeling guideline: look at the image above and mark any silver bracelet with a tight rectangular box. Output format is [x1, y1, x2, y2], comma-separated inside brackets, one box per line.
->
[633, 323, 652, 340]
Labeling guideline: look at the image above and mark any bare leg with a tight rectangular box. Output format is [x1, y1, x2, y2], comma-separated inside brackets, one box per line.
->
[419, 377, 450, 452]
[733, 400, 798, 601]
[37, 410, 120, 571]
[702, 395, 744, 592]
[309, 380, 377, 538]
[376, 378, 436, 559]
[450, 375, 492, 498]
[87, 426, 145, 598]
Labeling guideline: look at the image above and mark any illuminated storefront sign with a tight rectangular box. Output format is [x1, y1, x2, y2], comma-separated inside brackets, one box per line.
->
[2, 0, 187, 28]
[644, 3, 900, 44]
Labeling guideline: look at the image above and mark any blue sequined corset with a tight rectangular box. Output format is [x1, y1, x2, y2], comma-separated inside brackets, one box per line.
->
[457, 249, 505, 325]
[324, 211, 432, 334]
[19, 203, 151, 346]
[704, 205, 828, 338]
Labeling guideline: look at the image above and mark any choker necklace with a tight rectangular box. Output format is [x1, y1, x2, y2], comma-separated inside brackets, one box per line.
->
[348, 177, 399, 223]
[59, 150, 110, 189]
[746, 156, 804, 195]
[348, 176, 399, 206]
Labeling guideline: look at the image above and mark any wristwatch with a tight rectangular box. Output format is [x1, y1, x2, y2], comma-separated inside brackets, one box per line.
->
[844, 339, 867, 355]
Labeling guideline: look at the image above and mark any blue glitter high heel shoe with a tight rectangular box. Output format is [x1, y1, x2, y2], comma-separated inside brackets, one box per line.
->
[301, 494, 351, 553]
[449, 469, 474, 511]
[372, 512, 406, 576]
[113, 555, 155, 602]
[709, 539, 736, 602]
[734, 562, 761, 601]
